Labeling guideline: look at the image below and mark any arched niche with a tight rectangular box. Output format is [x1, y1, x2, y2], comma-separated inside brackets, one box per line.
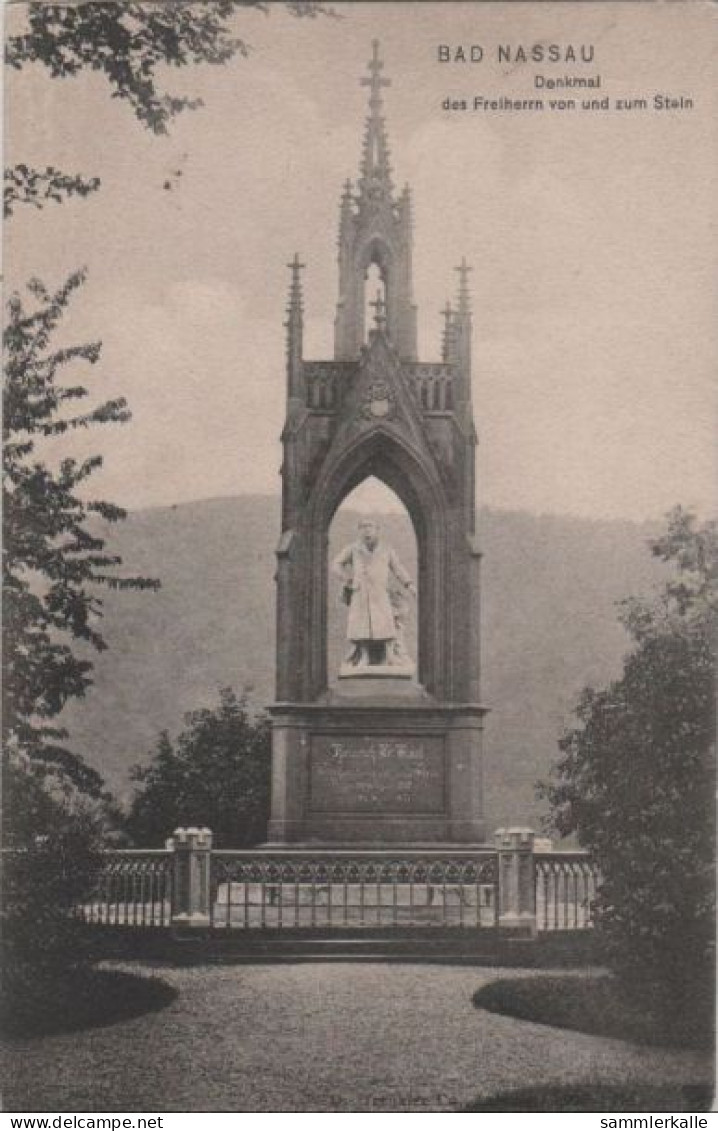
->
[327, 477, 417, 681]
[358, 236, 393, 343]
[305, 428, 450, 699]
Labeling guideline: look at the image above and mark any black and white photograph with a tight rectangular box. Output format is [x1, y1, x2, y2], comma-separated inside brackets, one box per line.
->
[2, 0, 716, 1116]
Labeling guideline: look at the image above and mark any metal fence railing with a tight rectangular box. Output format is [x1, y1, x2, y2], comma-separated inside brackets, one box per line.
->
[535, 852, 600, 931]
[71, 831, 599, 936]
[81, 850, 173, 927]
[210, 851, 499, 931]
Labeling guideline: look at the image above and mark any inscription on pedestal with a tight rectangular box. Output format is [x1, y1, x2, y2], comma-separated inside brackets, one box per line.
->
[309, 734, 445, 814]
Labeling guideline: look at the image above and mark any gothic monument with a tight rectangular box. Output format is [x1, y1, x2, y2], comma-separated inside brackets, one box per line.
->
[268, 42, 486, 844]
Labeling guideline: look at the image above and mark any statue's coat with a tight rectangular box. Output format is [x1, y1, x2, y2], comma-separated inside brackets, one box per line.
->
[334, 539, 411, 643]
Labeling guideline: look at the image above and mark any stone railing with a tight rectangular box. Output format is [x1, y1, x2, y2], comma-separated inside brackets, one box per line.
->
[78, 827, 600, 936]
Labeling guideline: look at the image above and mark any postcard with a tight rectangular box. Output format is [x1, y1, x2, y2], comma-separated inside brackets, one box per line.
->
[3, 0, 715, 1116]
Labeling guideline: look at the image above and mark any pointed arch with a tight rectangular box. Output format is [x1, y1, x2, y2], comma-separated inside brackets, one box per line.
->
[304, 427, 451, 697]
[327, 478, 416, 680]
[358, 234, 394, 276]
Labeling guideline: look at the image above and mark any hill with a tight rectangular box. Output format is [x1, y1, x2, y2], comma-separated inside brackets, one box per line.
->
[58, 496, 665, 833]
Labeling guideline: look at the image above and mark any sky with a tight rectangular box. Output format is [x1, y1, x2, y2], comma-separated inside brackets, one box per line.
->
[5, 0, 717, 521]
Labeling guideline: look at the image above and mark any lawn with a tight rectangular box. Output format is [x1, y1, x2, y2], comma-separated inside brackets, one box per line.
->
[472, 973, 714, 1050]
[1, 967, 178, 1039]
[1, 964, 712, 1112]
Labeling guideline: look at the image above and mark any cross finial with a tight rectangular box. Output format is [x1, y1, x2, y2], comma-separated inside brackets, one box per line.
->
[455, 257, 473, 283]
[288, 252, 306, 277]
[360, 39, 391, 103]
[370, 288, 387, 330]
[455, 257, 472, 313]
[356, 41, 394, 202]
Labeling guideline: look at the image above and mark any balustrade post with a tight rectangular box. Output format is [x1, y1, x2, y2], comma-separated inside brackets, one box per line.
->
[494, 827, 537, 938]
[166, 827, 213, 929]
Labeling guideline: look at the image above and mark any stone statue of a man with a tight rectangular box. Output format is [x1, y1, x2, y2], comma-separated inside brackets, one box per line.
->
[332, 518, 416, 673]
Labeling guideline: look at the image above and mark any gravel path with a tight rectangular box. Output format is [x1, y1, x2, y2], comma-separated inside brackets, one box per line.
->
[2, 964, 712, 1112]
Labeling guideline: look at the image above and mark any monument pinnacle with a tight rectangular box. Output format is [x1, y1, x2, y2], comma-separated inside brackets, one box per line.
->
[286, 253, 306, 312]
[358, 39, 393, 202]
[441, 301, 456, 362]
[285, 253, 306, 387]
[455, 257, 473, 315]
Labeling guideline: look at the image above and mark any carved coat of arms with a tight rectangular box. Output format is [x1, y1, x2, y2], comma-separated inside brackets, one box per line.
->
[362, 380, 396, 420]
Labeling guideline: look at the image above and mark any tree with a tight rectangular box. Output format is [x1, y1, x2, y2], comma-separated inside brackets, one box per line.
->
[540, 507, 716, 1030]
[125, 688, 271, 848]
[4, 165, 101, 219]
[2, 268, 158, 1001]
[2, 761, 102, 981]
[3, 268, 159, 795]
[4, 0, 331, 212]
[4, 0, 332, 754]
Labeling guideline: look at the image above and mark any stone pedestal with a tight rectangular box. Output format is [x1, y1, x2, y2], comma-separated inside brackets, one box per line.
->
[267, 696, 487, 845]
[166, 826, 212, 929]
[495, 827, 537, 937]
[338, 660, 415, 680]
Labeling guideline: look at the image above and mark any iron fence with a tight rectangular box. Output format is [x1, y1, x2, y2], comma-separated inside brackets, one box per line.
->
[80, 850, 173, 927]
[70, 839, 600, 935]
[210, 851, 499, 930]
[535, 852, 600, 930]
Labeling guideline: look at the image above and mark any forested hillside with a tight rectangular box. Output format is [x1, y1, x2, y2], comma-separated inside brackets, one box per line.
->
[58, 496, 664, 831]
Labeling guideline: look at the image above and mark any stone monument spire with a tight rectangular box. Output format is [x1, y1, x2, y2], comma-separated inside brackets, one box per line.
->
[357, 38, 394, 204]
[285, 253, 305, 407]
[453, 257, 473, 406]
[441, 301, 457, 364]
[334, 40, 418, 363]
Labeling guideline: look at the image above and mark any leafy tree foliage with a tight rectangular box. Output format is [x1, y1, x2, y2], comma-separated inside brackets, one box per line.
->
[4, 0, 331, 211]
[126, 688, 271, 847]
[3, 4, 328, 967]
[540, 507, 716, 1027]
[3, 268, 159, 794]
[7, 0, 253, 134]
[4, 165, 101, 219]
[2, 762, 102, 982]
